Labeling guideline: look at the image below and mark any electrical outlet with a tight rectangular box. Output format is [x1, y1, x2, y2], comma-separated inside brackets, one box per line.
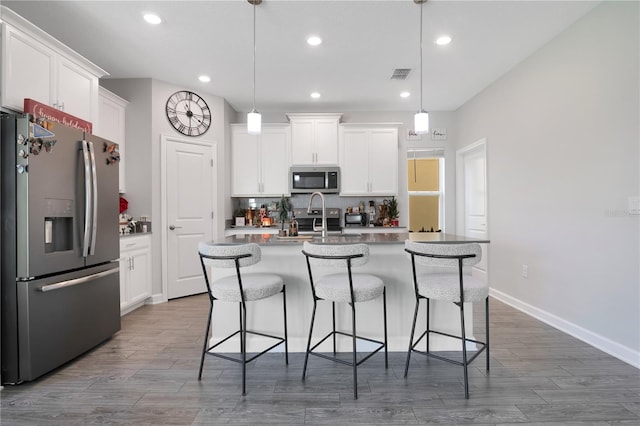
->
[521, 265, 528, 278]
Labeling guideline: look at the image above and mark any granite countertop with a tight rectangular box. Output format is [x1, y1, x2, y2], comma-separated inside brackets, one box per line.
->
[217, 232, 489, 246]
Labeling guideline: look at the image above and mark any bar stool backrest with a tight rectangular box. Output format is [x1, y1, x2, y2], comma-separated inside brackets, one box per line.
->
[302, 242, 369, 267]
[198, 242, 261, 268]
[404, 241, 482, 268]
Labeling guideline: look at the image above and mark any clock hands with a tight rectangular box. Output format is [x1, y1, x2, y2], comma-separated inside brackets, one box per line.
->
[174, 109, 207, 125]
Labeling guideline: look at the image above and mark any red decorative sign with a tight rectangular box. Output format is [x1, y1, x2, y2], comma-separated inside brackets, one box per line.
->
[23, 98, 93, 133]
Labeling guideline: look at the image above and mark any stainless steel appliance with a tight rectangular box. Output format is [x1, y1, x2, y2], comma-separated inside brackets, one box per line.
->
[292, 207, 341, 233]
[1, 114, 120, 384]
[290, 166, 339, 194]
[345, 212, 368, 227]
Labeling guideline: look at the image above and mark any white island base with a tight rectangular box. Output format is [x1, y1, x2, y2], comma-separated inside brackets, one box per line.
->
[203, 233, 487, 354]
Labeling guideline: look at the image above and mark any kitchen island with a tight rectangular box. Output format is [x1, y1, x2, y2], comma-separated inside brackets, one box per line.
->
[203, 232, 489, 353]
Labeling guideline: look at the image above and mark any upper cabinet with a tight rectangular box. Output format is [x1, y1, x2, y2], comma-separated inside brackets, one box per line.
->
[339, 124, 399, 196]
[231, 124, 291, 197]
[0, 7, 107, 124]
[287, 113, 342, 165]
[96, 87, 128, 193]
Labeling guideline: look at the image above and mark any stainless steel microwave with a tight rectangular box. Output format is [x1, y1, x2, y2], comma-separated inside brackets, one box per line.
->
[290, 166, 340, 194]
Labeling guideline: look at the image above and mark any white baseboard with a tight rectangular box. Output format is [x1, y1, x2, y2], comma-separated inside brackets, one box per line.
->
[147, 293, 166, 305]
[490, 288, 640, 369]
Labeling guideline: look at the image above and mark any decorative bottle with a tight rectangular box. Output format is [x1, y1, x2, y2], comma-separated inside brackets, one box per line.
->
[289, 215, 298, 237]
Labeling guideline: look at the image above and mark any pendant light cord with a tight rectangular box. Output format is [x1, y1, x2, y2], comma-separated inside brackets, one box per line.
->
[252, 1, 256, 111]
[419, 0, 423, 112]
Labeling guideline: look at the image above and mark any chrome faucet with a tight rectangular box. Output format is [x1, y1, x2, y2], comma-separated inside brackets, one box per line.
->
[307, 191, 327, 238]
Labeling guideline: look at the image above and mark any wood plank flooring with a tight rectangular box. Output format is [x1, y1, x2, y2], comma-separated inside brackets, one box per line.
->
[1, 295, 638, 425]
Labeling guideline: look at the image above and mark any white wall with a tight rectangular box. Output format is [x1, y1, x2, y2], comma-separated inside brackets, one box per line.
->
[455, 1, 639, 366]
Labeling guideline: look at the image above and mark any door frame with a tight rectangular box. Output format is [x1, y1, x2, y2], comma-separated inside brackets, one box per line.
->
[456, 137, 488, 236]
[456, 137, 488, 280]
[160, 134, 217, 302]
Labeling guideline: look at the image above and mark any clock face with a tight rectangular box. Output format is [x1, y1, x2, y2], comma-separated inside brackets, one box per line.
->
[166, 91, 212, 136]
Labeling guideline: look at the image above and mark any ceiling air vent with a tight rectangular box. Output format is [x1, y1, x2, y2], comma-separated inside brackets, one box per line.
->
[391, 68, 411, 80]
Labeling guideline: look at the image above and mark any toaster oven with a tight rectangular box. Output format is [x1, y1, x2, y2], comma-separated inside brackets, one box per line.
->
[344, 212, 368, 227]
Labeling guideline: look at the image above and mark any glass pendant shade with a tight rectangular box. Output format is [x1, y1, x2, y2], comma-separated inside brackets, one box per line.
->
[414, 111, 429, 134]
[247, 110, 262, 135]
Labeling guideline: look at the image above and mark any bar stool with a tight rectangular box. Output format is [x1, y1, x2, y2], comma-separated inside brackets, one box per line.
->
[301, 242, 387, 399]
[197, 242, 288, 395]
[403, 240, 489, 399]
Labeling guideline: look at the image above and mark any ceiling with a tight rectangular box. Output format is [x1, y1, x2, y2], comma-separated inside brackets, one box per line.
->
[2, 1, 600, 114]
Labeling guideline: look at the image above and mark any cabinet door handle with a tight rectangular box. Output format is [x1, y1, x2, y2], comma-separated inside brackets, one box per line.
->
[132, 257, 135, 270]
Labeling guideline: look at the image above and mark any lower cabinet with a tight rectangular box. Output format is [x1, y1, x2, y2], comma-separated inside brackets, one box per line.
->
[119, 235, 152, 315]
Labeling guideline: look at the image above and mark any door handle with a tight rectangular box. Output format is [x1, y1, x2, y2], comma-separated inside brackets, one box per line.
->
[169, 225, 182, 230]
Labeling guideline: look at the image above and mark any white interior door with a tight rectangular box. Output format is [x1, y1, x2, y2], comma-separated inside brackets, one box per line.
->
[164, 136, 215, 299]
[456, 138, 488, 282]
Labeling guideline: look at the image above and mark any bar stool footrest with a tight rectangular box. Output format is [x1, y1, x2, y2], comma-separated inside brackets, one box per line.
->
[309, 330, 385, 367]
[204, 329, 286, 364]
[410, 329, 487, 367]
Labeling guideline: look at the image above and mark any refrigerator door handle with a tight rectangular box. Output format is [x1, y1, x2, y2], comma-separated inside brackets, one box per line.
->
[81, 140, 92, 257]
[38, 268, 119, 292]
[88, 141, 99, 255]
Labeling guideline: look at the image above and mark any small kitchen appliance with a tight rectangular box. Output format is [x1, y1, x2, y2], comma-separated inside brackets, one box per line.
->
[344, 212, 368, 227]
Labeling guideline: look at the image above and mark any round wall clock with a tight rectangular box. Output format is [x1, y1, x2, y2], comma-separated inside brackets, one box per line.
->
[166, 90, 212, 136]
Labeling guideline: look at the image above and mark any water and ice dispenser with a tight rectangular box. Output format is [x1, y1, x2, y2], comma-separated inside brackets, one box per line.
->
[44, 199, 74, 253]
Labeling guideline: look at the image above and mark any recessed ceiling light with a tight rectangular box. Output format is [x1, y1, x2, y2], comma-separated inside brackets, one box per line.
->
[307, 36, 322, 46]
[435, 35, 452, 46]
[310, 92, 321, 99]
[143, 13, 162, 25]
[199, 75, 211, 83]
[400, 92, 411, 98]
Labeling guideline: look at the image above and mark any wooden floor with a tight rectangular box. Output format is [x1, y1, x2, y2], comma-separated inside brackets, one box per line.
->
[1, 294, 639, 425]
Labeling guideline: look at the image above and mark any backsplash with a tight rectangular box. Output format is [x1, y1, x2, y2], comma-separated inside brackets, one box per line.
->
[231, 194, 397, 227]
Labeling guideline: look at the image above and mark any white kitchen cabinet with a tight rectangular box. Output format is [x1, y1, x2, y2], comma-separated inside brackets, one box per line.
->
[231, 124, 291, 197]
[339, 125, 399, 196]
[119, 235, 152, 315]
[0, 7, 107, 123]
[287, 113, 342, 165]
[96, 87, 128, 193]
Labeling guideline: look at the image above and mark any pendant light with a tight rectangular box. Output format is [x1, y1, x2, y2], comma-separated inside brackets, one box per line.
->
[414, 0, 429, 134]
[247, 0, 262, 135]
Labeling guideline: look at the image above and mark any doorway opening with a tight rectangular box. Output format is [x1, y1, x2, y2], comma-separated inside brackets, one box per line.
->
[407, 148, 444, 232]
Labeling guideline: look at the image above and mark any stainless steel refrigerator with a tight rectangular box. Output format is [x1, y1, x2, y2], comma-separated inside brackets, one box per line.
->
[1, 114, 120, 384]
